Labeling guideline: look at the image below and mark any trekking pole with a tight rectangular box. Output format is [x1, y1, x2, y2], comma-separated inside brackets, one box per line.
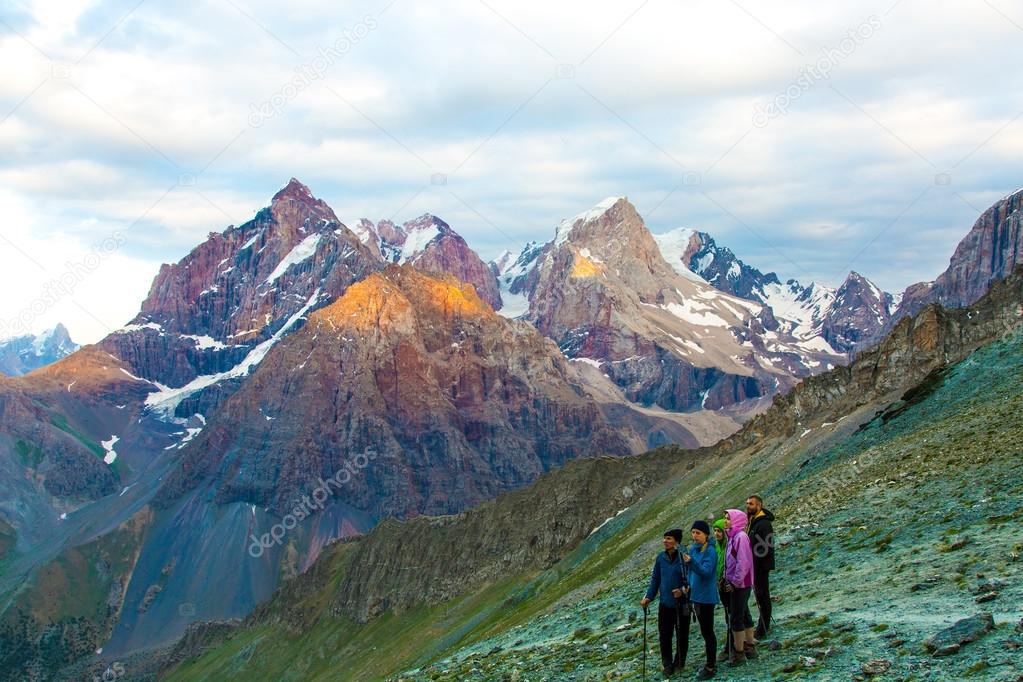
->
[642, 603, 649, 681]
[723, 591, 732, 658]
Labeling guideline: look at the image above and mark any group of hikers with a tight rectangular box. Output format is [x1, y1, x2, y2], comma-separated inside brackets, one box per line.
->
[639, 495, 775, 679]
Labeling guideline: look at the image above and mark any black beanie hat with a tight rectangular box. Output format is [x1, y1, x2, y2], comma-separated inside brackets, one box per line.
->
[664, 528, 683, 543]
[691, 519, 711, 535]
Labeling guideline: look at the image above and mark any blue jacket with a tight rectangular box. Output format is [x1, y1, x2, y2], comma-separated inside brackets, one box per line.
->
[685, 541, 719, 605]
[645, 550, 688, 607]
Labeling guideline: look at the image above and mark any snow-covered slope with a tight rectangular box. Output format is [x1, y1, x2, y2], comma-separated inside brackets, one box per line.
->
[653, 227, 896, 354]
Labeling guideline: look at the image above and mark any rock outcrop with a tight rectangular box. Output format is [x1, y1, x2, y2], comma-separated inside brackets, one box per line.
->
[890, 187, 1023, 329]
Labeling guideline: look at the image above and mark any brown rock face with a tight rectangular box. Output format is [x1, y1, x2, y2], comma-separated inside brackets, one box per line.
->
[352, 214, 502, 309]
[0, 347, 151, 501]
[891, 188, 1023, 328]
[156, 265, 636, 518]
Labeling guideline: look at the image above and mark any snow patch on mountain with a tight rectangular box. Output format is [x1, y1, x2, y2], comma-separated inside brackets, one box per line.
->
[652, 228, 708, 284]
[264, 233, 322, 285]
[181, 335, 229, 350]
[555, 197, 623, 246]
[398, 223, 441, 264]
[101, 435, 119, 464]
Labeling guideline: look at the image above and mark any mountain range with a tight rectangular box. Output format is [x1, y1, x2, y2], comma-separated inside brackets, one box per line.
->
[1, 178, 1021, 680]
[0, 324, 78, 376]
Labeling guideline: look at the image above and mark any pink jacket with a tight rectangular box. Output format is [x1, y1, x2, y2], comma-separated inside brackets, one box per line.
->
[723, 508, 755, 588]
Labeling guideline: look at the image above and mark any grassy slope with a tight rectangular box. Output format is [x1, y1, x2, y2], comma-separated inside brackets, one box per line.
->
[166, 331, 1023, 681]
[0, 508, 151, 680]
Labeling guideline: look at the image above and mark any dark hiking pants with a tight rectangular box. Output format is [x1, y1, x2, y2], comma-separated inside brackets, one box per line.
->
[754, 567, 772, 632]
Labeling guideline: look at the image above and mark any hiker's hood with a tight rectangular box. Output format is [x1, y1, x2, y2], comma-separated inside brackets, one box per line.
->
[725, 509, 748, 538]
[753, 508, 775, 523]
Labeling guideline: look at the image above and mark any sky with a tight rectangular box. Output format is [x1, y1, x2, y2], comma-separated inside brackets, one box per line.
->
[1, 0, 1022, 344]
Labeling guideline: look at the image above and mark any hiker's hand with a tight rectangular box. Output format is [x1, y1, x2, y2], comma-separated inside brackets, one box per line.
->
[640, 598, 650, 607]
[671, 588, 682, 598]
[682, 553, 691, 563]
[683, 587, 690, 594]
[724, 582, 734, 593]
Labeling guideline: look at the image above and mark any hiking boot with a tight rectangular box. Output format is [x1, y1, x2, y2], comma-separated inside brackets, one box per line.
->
[716, 646, 729, 662]
[661, 663, 674, 678]
[696, 666, 717, 680]
[754, 623, 768, 639]
[727, 649, 746, 667]
[743, 642, 758, 660]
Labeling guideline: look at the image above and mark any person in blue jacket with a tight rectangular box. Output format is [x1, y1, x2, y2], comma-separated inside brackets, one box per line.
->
[640, 528, 688, 677]
[683, 519, 719, 679]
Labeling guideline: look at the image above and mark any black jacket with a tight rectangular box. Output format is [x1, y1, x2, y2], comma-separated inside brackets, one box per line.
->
[748, 509, 775, 571]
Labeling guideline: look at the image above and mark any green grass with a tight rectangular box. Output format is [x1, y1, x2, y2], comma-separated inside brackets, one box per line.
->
[49, 413, 104, 459]
[15, 439, 44, 469]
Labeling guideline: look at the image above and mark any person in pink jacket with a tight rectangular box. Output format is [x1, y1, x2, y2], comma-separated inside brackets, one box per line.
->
[722, 508, 757, 666]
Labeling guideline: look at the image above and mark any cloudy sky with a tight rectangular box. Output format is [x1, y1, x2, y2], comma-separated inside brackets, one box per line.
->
[2, 0, 1022, 344]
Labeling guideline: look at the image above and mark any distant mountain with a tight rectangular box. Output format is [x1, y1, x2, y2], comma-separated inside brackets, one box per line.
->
[653, 228, 896, 354]
[889, 186, 1023, 329]
[0, 323, 78, 375]
[492, 197, 846, 414]
[350, 214, 502, 308]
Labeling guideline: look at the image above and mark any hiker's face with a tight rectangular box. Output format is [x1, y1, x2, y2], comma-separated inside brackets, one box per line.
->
[714, 528, 725, 542]
[724, 516, 732, 530]
[746, 498, 761, 515]
[691, 529, 707, 544]
[662, 535, 677, 551]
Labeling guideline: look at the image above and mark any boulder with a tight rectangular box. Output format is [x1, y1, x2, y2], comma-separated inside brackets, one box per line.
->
[922, 613, 994, 657]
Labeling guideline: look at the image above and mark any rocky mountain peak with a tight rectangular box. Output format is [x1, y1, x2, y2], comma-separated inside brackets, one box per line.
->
[350, 213, 502, 309]
[554, 196, 634, 246]
[888, 187, 1023, 329]
[271, 177, 317, 205]
[266, 178, 341, 236]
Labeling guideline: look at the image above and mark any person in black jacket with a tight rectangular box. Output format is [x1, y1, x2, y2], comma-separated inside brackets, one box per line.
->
[746, 495, 775, 638]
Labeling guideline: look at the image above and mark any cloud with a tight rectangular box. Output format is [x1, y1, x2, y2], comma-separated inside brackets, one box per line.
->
[1, 0, 1022, 341]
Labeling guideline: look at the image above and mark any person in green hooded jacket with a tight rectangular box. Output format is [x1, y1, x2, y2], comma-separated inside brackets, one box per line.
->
[713, 518, 729, 663]
[713, 518, 726, 580]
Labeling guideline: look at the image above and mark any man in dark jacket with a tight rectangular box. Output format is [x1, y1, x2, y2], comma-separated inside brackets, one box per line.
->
[640, 529, 689, 677]
[746, 495, 775, 638]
